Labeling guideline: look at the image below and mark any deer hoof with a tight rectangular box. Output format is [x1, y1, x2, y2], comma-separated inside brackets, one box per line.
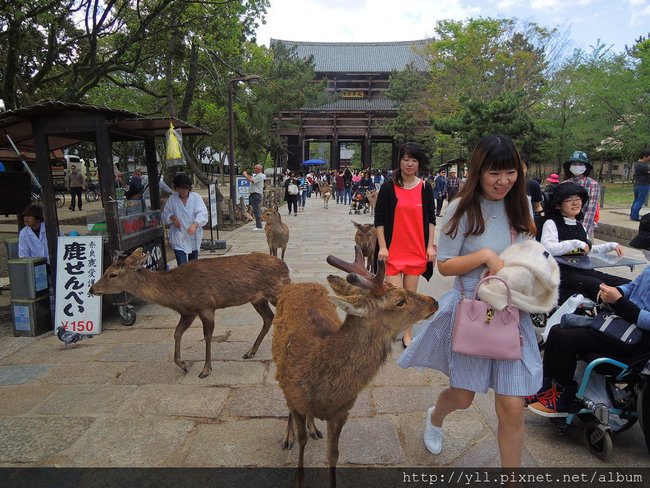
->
[282, 439, 294, 450]
[242, 350, 255, 359]
[309, 427, 323, 439]
[198, 369, 211, 378]
[175, 361, 188, 373]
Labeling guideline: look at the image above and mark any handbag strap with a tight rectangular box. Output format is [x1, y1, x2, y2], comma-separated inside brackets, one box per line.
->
[473, 275, 513, 307]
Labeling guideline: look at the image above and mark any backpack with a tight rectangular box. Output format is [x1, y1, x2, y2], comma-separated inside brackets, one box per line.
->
[288, 183, 299, 195]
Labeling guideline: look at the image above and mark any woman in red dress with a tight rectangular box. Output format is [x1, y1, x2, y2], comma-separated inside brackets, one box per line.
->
[375, 142, 437, 346]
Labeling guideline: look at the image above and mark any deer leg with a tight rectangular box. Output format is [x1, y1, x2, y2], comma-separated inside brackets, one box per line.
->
[283, 411, 295, 450]
[291, 408, 308, 469]
[326, 411, 349, 469]
[173, 314, 197, 373]
[198, 310, 215, 378]
[307, 415, 323, 439]
[243, 300, 274, 359]
[281, 246, 286, 262]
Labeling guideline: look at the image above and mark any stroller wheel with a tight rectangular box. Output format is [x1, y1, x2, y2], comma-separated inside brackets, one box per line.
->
[582, 421, 613, 462]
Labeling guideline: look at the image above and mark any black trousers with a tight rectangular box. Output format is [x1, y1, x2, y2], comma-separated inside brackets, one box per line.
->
[69, 187, 83, 210]
[286, 195, 298, 214]
[435, 197, 445, 214]
[559, 265, 630, 302]
[543, 325, 646, 386]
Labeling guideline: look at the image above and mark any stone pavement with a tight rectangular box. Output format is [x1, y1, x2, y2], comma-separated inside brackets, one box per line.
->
[0, 194, 649, 472]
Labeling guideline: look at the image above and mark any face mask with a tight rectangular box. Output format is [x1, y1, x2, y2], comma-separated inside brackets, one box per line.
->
[570, 164, 586, 176]
[642, 249, 650, 262]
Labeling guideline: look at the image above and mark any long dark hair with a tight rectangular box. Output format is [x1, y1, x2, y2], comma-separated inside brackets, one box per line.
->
[444, 135, 535, 238]
[393, 142, 427, 188]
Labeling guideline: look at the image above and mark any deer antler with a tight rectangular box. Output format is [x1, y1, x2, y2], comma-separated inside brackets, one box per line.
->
[327, 245, 387, 296]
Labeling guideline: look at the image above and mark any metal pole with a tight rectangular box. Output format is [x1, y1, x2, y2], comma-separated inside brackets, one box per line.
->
[228, 81, 236, 223]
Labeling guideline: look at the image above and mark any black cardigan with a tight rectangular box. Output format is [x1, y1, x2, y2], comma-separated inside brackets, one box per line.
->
[373, 179, 437, 280]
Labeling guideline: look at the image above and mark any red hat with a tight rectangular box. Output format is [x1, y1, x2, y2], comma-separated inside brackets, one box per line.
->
[546, 173, 560, 184]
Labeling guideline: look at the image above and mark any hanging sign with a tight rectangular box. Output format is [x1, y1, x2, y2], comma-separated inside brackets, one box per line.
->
[55, 236, 103, 335]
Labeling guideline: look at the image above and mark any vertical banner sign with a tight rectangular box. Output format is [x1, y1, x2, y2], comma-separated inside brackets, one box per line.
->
[55, 236, 103, 335]
[208, 183, 218, 228]
[236, 176, 250, 205]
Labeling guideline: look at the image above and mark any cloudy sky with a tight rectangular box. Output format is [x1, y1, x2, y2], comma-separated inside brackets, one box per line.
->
[255, 0, 650, 53]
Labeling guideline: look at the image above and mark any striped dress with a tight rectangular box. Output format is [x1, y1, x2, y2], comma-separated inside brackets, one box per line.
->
[397, 198, 543, 396]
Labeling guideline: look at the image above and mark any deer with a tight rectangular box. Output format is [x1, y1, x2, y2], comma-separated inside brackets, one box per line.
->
[272, 245, 438, 470]
[261, 205, 289, 261]
[364, 189, 378, 216]
[89, 248, 291, 378]
[320, 182, 332, 209]
[352, 221, 377, 271]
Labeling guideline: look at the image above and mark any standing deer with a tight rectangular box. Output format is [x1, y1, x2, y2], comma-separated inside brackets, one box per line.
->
[365, 189, 378, 216]
[320, 182, 332, 209]
[261, 205, 289, 261]
[90, 248, 290, 378]
[352, 221, 377, 271]
[272, 245, 438, 469]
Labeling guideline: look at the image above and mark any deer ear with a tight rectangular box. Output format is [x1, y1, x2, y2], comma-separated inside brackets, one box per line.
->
[327, 275, 357, 297]
[124, 248, 147, 269]
[328, 295, 366, 316]
[351, 221, 361, 229]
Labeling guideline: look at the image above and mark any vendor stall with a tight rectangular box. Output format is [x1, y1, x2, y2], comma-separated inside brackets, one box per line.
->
[0, 101, 208, 325]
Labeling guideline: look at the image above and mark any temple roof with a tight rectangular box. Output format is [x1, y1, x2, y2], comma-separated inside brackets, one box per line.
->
[300, 99, 397, 112]
[271, 39, 429, 73]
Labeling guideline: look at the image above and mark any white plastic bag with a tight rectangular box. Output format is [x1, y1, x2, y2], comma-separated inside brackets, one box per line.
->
[542, 294, 584, 341]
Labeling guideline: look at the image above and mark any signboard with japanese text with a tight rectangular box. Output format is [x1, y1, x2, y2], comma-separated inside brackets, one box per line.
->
[55, 236, 103, 335]
[208, 184, 218, 228]
[236, 176, 250, 205]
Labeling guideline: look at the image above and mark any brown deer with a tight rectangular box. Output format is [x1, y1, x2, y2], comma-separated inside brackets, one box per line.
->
[365, 189, 378, 216]
[272, 245, 438, 469]
[352, 221, 377, 271]
[261, 205, 289, 261]
[320, 182, 332, 209]
[90, 248, 290, 378]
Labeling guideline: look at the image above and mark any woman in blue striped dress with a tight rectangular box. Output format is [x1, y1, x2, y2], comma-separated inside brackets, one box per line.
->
[398, 134, 540, 468]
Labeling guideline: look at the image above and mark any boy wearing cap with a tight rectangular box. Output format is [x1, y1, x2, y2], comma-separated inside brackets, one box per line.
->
[18, 204, 49, 262]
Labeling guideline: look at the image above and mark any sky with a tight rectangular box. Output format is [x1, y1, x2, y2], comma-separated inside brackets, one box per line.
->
[255, 0, 650, 53]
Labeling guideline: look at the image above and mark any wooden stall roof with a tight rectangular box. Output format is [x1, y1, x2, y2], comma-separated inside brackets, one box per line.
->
[0, 101, 208, 152]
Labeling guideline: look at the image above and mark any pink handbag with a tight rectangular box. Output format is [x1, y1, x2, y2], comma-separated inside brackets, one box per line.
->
[452, 275, 522, 360]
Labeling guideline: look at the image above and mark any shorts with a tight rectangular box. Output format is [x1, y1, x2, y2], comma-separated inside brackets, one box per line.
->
[385, 259, 426, 276]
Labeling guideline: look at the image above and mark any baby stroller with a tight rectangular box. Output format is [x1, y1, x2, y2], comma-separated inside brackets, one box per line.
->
[349, 188, 367, 214]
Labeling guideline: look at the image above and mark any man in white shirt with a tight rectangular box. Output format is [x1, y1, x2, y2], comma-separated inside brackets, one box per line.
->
[18, 204, 49, 262]
[243, 164, 266, 230]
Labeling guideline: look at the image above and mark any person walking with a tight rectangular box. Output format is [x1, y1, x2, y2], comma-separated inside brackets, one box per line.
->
[398, 134, 538, 468]
[561, 151, 600, 237]
[66, 164, 86, 211]
[631, 149, 650, 222]
[243, 164, 266, 230]
[432, 168, 447, 217]
[374, 142, 437, 348]
[284, 172, 299, 216]
[335, 170, 345, 204]
[162, 174, 208, 265]
[446, 169, 460, 202]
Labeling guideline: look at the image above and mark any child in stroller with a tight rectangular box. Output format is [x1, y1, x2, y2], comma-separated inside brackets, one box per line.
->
[349, 187, 367, 214]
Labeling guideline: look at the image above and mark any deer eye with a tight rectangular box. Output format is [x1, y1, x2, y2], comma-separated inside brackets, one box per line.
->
[396, 298, 406, 307]
[108, 273, 117, 279]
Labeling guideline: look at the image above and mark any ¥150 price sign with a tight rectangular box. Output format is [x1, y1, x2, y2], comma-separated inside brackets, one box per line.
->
[58, 319, 96, 333]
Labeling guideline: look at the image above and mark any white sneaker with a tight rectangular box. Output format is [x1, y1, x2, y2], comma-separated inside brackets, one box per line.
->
[423, 406, 443, 454]
[251, 227, 263, 231]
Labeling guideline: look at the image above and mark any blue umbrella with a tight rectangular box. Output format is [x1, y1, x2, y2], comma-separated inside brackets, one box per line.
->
[302, 159, 327, 166]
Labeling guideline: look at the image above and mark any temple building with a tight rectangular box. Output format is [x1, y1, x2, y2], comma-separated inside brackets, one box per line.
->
[272, 39, 429, 170]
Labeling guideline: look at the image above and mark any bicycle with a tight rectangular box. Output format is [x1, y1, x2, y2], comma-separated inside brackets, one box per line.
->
[85, 182, 101, 202]
[31, 188, 66, 208]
